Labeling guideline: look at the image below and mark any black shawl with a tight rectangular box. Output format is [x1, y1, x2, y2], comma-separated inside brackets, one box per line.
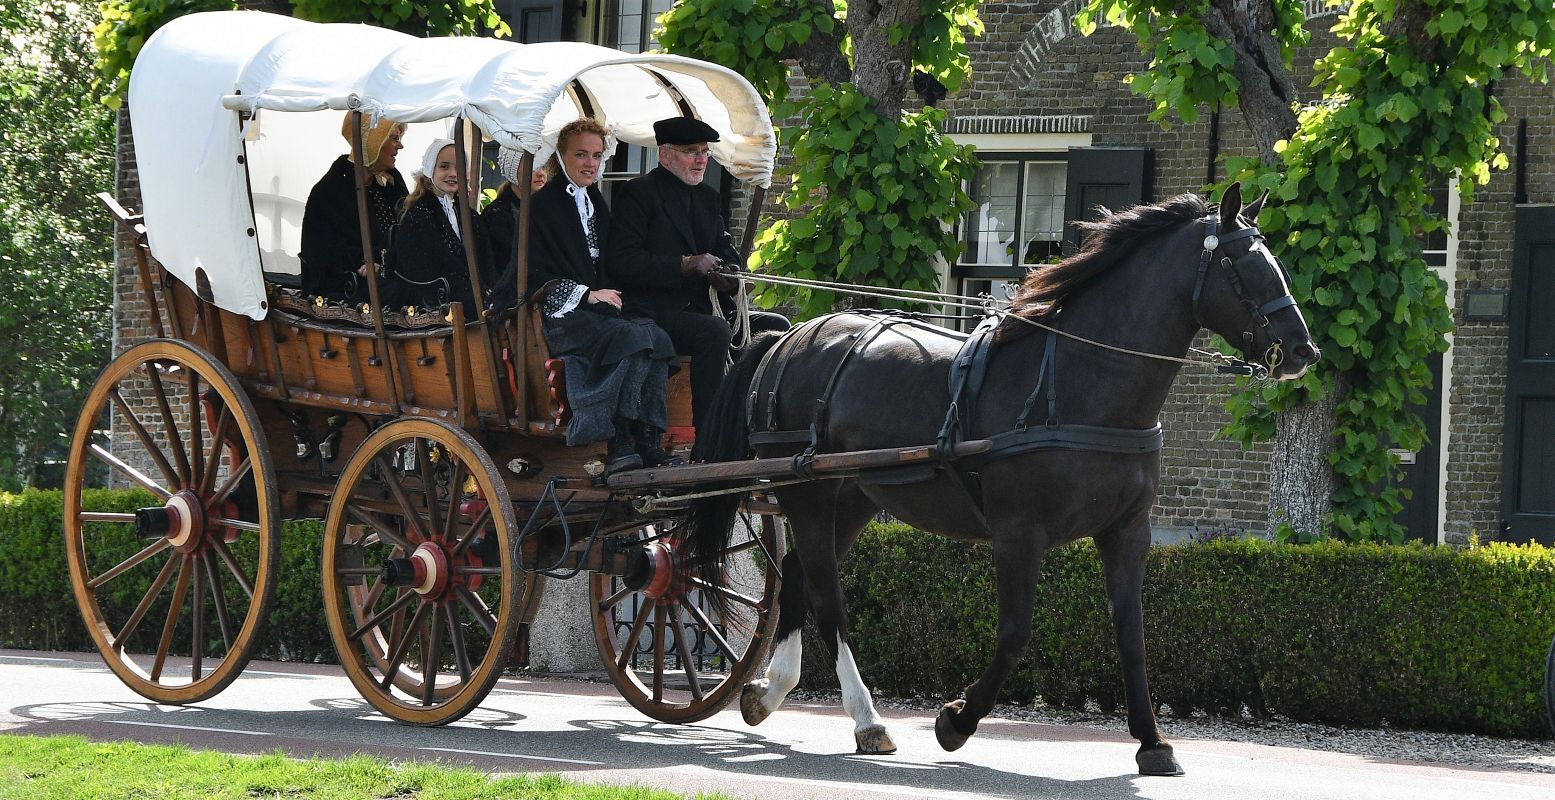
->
[383, 190, 487, 311]
[526, 177, 612, 302]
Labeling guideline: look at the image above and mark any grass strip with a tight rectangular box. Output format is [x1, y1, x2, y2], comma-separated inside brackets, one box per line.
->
[0, 734, 721, 800]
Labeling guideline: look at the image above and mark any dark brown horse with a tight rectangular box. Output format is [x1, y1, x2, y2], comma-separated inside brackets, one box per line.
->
[688, 183, 1318, 776]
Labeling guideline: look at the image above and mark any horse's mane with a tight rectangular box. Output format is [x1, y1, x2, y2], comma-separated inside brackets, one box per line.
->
[996, 193, 1210, 342]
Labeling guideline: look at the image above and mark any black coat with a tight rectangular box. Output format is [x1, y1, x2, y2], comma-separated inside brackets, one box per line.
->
[483, 186, 522, 310]
[608, 166, 738, 320]
[300, 155, 407, 302]
[383, 191, 487, 312]
[527, 178, 612, 300]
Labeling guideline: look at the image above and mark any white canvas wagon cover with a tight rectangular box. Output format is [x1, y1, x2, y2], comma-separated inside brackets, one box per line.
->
[128, 10, 777, 320]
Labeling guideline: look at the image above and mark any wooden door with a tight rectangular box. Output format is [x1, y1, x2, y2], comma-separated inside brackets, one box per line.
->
[1501, 206, 1555, 544]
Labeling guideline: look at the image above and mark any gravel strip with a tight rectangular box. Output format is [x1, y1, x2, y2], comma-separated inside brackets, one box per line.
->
[851, 692, 1555, 774]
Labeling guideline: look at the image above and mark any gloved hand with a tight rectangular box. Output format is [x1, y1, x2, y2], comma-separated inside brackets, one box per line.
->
[707, 270, 739, 292]
[680, 253, 720, 277]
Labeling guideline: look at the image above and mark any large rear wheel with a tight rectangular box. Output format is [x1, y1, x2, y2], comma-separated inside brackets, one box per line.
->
[591, 505, 784, 723]
[64, 339, 279, 704]
[322, 417, 538, 726]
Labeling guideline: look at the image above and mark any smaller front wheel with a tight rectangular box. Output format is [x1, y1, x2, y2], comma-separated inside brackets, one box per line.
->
[322, 418, 537, 726]
[591, 508, 784, 723]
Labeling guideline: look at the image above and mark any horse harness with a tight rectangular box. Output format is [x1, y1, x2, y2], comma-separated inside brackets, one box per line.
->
[739, 213, 1289, 520]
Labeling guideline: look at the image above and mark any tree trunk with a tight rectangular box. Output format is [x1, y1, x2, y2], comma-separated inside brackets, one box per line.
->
[1204, 0, 1300, 159]
[1202, 0, 1336, 539]
[1269, 378, 1342, 537]
[848, 0, 921, 118]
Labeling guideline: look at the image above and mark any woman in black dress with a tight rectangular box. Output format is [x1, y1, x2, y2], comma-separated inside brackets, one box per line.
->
[527, 118, 678, 473]
[299, 113, 407, 303]
[484, 146, 549, 311]
[382, 138, 487, 311]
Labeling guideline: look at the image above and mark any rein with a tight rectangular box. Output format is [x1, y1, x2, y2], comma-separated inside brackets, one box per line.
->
[734, 214, 1288, 380]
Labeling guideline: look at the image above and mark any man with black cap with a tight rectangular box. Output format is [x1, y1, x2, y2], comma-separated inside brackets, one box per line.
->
[609, 116, 789, 431]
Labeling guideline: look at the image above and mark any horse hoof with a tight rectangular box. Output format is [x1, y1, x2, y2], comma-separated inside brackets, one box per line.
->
[934, 700, 972, 752]
[1136, 744, 1184, 777]
[855, 725, 897, 755]
[740, 683, 772, 727]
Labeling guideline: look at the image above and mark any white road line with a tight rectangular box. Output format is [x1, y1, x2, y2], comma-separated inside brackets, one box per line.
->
[420, 746, 604, 765]
[0, 655, 77, 662]
[99, 720, 272, 736]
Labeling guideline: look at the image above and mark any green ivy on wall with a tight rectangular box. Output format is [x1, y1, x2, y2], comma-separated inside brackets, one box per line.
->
[1079, 0, 1555, 542]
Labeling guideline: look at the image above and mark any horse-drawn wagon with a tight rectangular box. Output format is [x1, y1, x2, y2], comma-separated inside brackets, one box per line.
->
[67, 9, 789, 728]
[65, 9, 1322, 777]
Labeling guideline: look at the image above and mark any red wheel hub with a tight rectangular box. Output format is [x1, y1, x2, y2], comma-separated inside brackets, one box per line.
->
[638, 540, 684, 600]
[135, 490, 209, 553]
[408, 541, 452, 598]
[380, 538, 487, 602]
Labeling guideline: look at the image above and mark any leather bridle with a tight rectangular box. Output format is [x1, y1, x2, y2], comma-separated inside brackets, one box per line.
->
[1190, 215, 1298, 372]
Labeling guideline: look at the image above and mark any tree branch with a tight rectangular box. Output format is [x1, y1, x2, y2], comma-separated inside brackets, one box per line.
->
[1203, 0, 1299, 163]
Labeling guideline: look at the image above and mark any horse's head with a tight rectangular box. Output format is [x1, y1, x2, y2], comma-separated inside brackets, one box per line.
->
[1192, 182, 1320, 380]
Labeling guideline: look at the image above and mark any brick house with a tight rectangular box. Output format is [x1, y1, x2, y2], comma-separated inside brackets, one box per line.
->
[112, 1, 1554, 546]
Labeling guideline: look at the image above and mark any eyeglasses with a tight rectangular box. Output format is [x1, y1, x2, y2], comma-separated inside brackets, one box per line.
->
[671, 146, 711, 159]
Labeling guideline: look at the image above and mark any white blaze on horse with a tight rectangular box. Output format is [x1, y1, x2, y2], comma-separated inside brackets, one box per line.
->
[687, 183, 1318, 776]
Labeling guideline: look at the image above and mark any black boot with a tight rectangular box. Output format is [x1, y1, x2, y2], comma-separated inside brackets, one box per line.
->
[633, 421, 683, 468]
[607, 418, 643, 474]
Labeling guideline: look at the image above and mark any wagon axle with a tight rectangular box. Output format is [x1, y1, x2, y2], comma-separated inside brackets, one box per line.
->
[133, 490, 217, 553]
[378, 539, 483, 600]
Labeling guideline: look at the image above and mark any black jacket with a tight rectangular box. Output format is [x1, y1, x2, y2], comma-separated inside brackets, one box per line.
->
[608, 166, 738, 320]
[527, 178, 613, 302]
[299, 155, 407, 302]
[483, 186, 522, 310]
[382, 191, 488, 312]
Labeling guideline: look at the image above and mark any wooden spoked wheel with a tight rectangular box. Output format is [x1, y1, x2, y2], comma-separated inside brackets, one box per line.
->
[63, 339, 280, 704]
[322, 417, 534, 726]
[591, 507, 785, 723]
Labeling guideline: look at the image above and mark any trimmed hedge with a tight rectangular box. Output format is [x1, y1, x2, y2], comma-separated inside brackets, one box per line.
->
[815, 522, 1555, 738]
[5, 490, 1553, 737]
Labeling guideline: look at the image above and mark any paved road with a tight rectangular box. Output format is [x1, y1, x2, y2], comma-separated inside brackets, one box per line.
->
[2, 649, 1552, 799]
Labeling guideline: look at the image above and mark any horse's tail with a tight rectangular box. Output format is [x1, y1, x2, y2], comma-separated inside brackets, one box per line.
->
[687, 330, 785, 615]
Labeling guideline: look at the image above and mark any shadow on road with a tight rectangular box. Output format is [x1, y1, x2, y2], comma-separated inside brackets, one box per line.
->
[8, 698, 1159, 799]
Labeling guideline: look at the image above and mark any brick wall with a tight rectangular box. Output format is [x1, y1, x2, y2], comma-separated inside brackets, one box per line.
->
[927, 3, 1541, 541]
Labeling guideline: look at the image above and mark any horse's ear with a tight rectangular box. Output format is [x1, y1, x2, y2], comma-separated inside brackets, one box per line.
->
[1218, 182, 1242, 230]
[1244, 190, 1269, 225]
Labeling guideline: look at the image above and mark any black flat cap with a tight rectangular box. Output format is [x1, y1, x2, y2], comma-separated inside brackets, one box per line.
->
[654, 117, 720, 146]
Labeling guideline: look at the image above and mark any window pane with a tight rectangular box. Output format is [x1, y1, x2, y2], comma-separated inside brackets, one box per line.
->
[1422, 182, 1448, 268]
[962, 162, 1019, 266]
[1021, 161, 1066, 266]
[646, 0, 673, 49]
[617, 14, 642, 52]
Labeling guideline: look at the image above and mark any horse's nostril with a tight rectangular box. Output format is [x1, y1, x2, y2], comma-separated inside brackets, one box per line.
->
[1293, 342, 1320, 363]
